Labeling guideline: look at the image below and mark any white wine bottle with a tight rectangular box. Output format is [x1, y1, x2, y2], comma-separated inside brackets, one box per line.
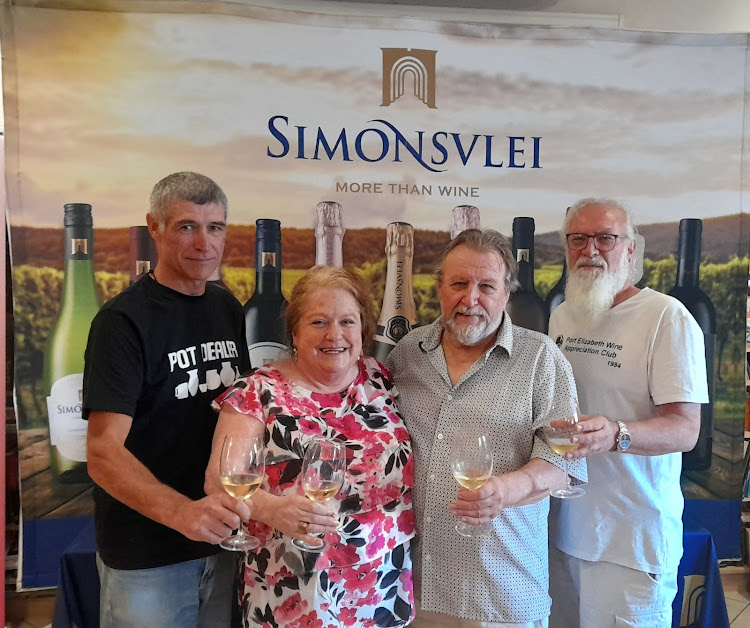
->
[372, 222, 418, 363]
[244, 219, 288, 368]
[507, 217, 547, 334]
[668, 219, 716, 471]
[43, 203, 101, 484]
[315, 201, 345, 267]
[128, 225, 157, 284]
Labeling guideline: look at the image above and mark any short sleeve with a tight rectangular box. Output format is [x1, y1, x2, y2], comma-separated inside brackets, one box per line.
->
[212, 374, 266, 423]
[649, 306, 708, 405]
[83, 308, 144, 419]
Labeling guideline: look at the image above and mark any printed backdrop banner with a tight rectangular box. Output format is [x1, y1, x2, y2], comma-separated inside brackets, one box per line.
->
[2, 1, 748, 588]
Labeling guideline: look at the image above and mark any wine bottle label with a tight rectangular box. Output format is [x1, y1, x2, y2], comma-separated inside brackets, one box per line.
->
[46, 373, 88, 462]
[374, 316, 412, 345]
[249, 341, 287, 368]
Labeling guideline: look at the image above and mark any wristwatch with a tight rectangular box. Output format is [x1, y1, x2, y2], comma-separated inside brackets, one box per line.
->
[615, 420, 631, 452]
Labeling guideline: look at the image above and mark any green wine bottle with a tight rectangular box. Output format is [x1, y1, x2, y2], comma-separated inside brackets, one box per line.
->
[43, 203, 101, 484]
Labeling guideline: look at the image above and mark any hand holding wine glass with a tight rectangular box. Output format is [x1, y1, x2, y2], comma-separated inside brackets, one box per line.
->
[292, 437, 346, 552]
[543, 400, 585, 499]
[219, 434, 265, 551]
[450, 431, 493, 537]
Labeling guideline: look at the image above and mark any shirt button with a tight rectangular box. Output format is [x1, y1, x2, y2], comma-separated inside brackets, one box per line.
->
[430, 474, 436, 481]
[425, 554, 431, 562]
[447, 394, 453, 401]
[437, 433, 444, 440]
[426, 516, 432, 523]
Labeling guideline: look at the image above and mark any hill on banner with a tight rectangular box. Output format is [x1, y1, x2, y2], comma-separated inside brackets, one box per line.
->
[9, 213, 748, 274]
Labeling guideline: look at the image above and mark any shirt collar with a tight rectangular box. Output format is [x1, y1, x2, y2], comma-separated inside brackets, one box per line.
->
[418, 313, 514, 357]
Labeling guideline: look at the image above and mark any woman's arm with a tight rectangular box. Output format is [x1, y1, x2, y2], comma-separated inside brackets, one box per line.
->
[206, 406, 339, 543]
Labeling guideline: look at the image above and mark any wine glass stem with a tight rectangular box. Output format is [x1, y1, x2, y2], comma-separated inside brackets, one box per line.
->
[563, 459, 571, 490]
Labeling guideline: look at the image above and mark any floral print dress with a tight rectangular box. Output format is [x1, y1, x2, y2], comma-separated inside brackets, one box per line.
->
[213, 356, 416, 628]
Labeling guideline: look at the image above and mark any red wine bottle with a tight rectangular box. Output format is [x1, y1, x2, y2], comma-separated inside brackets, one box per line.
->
[668, 218, 716, 471]
[244, 219, 288, 368]
[507, 217, 547, 333]
[128, 226, 157, 284]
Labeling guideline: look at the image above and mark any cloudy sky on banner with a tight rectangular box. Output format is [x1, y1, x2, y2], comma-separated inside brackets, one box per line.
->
[6, 5, 747, 233]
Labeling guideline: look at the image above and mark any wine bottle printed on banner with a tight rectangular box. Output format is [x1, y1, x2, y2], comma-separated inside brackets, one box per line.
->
[545, 208, 570, 317]
[668, 218, 716, 471]
[372, 222, 418, 363]
[507, 216, 548, 334]
[244, 219, 288, 368]
[450, 205, 481, 239]
[128, 225, 157, 284]
[43, 203, 101, 484]
[315, 201, 345, 267]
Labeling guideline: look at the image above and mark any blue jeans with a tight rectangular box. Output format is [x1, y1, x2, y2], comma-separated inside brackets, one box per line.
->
[97, 551, 236, 628]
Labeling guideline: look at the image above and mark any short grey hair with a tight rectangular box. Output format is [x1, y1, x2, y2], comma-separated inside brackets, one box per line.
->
[149, 172, 228, 231]
[435, 228, 520, 293]
[562, 197, 637, 246]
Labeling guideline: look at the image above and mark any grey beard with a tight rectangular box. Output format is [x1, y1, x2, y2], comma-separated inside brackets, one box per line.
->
[443, 309, 502, 346]
[565, 255, 631, 326]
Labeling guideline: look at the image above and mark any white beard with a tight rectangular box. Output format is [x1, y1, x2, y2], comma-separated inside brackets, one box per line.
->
[565, 253, 631, 326]
[443, 305, 503, 346]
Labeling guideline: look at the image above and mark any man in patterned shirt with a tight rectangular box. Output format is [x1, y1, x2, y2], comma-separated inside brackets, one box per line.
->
[387, 228, 586, 628]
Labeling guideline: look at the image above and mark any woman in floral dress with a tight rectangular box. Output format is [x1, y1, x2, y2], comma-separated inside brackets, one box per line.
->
[207, 266, 415, 628]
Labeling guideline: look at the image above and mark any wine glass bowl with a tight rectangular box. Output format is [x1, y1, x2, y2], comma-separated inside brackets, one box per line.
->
[542, 401, 584, 499]
[292, 437, 346, 552]
[219, 434, 265, 551]
[450, 431, 493, 537]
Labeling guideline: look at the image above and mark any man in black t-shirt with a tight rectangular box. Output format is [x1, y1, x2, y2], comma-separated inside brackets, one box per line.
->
[83, 172, 251, 628]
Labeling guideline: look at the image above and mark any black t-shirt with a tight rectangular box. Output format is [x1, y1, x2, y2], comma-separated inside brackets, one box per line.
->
[83, 275, 250, 569]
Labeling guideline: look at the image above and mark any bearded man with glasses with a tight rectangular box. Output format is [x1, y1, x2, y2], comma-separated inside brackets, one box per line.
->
[547, 198, 708, 628]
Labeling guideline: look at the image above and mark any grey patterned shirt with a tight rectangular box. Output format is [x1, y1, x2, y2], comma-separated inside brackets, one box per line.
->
[386, 314, 586, 623]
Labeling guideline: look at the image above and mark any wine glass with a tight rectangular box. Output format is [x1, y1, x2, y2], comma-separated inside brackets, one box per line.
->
[292, 437, 346, 552]
[542, 401, 585, 499]
[219, 434, 265, 551]
[450, 431, 493, 537]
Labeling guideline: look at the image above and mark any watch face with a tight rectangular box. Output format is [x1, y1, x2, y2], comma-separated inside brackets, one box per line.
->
[619, 433, 632, 451]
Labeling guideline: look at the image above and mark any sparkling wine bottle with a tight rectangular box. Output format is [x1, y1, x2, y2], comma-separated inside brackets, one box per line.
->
[668, 219, 716, 471]
[372, 222, 418, 363]
[507, 217, 547, 333]
[128, 226, 157, 284]
[450, 205, 480, 239]
[315, 201, 345, 267]
[244, 219, 288, 368]
[43, 203, 101, 484]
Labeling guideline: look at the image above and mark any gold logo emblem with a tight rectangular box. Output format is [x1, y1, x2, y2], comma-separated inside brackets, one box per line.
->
[381, 48, 437, 108]
[261, 252, 277, 267]
[71, 239, 88, 255]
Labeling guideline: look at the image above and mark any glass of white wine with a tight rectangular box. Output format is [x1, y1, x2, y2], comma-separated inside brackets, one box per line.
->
[450, 431, 494, 537]
[219, 434, 265, 551]
[543, 401, 585, 499]
[292, 437, 346, 553]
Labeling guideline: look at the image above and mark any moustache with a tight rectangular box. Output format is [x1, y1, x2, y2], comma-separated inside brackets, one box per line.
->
[575, 256, 607, 270]
[452, 306, 488, 319]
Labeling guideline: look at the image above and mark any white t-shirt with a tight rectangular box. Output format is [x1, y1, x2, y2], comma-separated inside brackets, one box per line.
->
[548, 288, 708, 574]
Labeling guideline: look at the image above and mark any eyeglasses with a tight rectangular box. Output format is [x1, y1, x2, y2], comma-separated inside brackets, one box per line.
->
[565, 233, 627, 252]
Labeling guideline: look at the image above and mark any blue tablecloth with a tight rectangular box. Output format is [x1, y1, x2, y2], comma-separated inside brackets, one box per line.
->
[52, 519, 99, 628]
[672, 528, 730, 628]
